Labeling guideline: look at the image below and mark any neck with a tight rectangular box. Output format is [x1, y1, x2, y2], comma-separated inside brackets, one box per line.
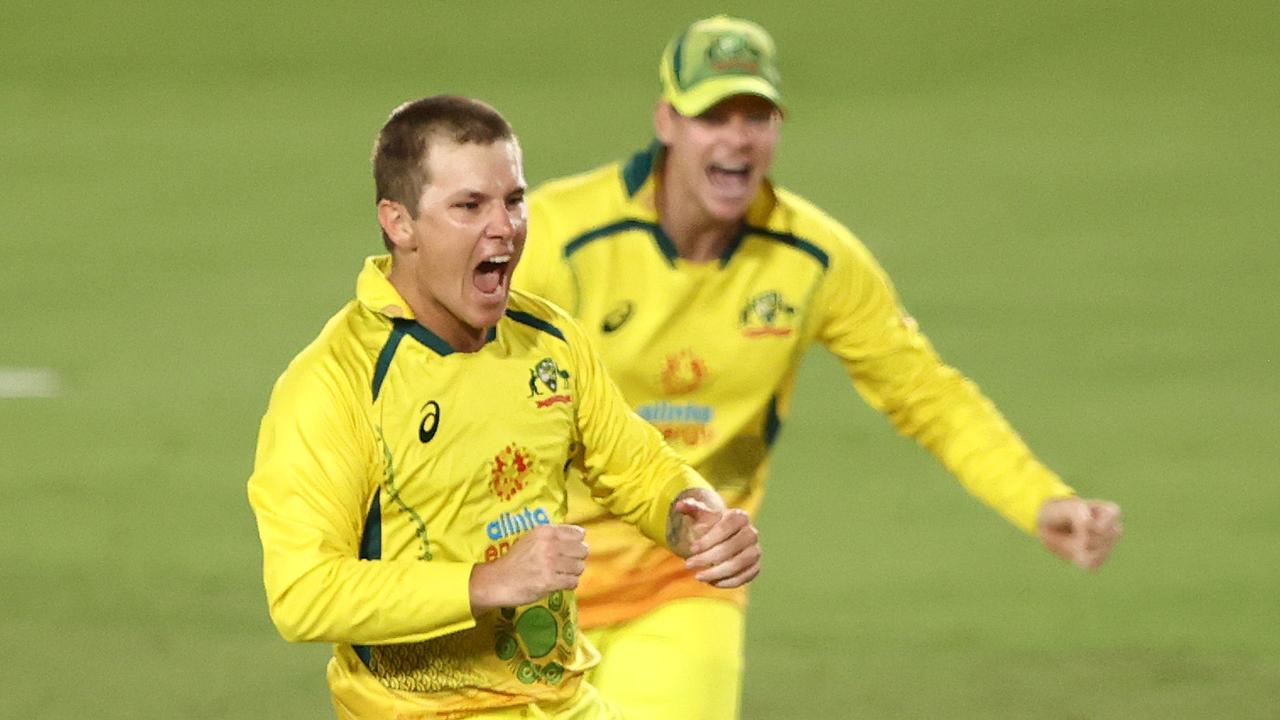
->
[656, 176, 741, 264]
[387, 257, 489, 353]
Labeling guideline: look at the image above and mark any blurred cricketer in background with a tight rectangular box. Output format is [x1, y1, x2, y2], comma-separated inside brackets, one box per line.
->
[515, 15, 1124, 720]
[247, 95, 762, 719]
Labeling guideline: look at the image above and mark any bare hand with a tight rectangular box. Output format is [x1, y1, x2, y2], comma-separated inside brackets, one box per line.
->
[469, 524, 588, 613]
[671, 492, 762, 589]
[1037, 497, 1123, 571]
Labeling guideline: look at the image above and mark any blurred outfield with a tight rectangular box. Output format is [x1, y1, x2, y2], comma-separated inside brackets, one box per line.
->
[2, 1, 1277, 718]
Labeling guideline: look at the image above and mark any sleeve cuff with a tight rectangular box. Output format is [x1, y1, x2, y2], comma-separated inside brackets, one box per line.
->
[1015, 481, 1077, 535]
[638, 466, 715, 547]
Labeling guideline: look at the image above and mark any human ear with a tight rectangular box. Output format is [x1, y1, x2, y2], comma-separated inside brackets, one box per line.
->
[377, 199, 416, 251]
[653, 100, 675, 144]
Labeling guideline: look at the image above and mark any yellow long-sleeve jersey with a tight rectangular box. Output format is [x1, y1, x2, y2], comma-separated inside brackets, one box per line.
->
[247, 255, 710, 717]
[515, 144, 1075, 629]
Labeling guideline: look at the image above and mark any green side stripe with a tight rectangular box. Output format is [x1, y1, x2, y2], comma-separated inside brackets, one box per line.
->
[376, 425, 432, 561]
[358, 489, 381, 560]
[353, 489, 381, 669]
[764, 394, 782, 446]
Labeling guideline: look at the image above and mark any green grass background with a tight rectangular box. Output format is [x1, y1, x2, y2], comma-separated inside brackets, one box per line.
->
[2, 1, 1277, 717]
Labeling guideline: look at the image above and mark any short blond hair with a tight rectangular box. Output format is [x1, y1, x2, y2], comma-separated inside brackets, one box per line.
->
[372, 95, 514, 248]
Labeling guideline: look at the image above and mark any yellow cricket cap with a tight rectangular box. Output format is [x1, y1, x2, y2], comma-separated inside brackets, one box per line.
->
[659, 15, 783, 117]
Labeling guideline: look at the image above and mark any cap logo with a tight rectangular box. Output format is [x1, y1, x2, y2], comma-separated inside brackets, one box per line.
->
[706, 33, 761, 74]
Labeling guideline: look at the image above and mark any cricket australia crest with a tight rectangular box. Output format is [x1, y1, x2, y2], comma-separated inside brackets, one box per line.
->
[739, 290, 796, 337]
[527, 357, 572, 408]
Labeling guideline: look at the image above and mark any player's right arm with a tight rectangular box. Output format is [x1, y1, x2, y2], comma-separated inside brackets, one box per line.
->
[816, 234, 1123, 568]
[247, 356, 477, 646]
[814, 224, 1079, 535]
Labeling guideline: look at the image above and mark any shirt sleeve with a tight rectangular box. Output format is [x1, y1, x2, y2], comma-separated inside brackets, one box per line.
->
[513, 191, 580, 312]
[814, 227, 1075, 533]
[247, 357, 477, 645]
[559, 314, 713, 546]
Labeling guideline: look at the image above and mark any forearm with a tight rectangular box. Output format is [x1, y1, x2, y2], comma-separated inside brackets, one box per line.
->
[897, 368, 1074, 532]
[265, 551, 476, 645]
[822, 240, 1075, 533]
[591, 461, 712, 545]
[852, 349, 1074, 533]
[581, 422, 715, 546]
[572, 322, 715, 544]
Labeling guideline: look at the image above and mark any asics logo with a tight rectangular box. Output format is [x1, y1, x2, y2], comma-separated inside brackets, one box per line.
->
[600, 301, 634, 333]
[419, 401, 441, 443]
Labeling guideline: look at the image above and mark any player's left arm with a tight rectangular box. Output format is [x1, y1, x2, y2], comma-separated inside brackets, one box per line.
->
[561, 311, 763, 588]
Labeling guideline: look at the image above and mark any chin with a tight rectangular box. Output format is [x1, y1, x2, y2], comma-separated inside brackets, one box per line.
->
[706, 199, 752, 223]
[469, 296, 509, 329]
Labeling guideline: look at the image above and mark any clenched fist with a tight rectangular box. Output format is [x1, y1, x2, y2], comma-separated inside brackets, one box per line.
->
[469, 524, 588, 613]
[1038, 497, 1123, 571]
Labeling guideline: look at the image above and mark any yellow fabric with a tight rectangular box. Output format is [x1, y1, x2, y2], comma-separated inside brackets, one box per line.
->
[586, 599, 744, 720]
[248, 255, 711, 717]
[515, 146, 1076, 629]
[331, 677, 619, 719]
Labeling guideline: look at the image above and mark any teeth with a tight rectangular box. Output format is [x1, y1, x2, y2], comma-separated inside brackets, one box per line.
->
[712, 164, 748, 173]
[486, 255, 511, 264]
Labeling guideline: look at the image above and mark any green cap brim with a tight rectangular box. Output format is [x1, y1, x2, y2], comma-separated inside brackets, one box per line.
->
[666, 75, 783, 117]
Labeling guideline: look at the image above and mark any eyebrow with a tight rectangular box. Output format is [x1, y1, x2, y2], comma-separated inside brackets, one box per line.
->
[450, 186, 527, 199]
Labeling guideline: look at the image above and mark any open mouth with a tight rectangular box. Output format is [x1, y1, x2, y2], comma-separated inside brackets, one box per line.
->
[707, 162, 752, 194]
[473, 254, 512, 296]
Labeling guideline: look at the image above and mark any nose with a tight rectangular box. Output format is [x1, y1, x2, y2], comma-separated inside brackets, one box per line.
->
[486, 200, 515, 237]
[722, 113, 755, 149]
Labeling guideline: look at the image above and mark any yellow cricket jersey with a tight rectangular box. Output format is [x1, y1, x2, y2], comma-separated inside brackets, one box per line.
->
[247, 255, 710, 718]
[515, 143, 1076, 628]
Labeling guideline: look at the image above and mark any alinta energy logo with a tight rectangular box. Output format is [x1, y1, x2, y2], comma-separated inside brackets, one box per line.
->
[483, 505, 551, 563]
[739, 290, 796, 337]
[637, 400, 715, 448]
[527, 357, 572, 408]
[489, 443, 535, 501]
[659, 349, 708, 395]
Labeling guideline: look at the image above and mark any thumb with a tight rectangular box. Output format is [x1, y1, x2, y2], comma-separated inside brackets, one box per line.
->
[1055, 500, 1092, 566]
[1068, 500, 1091, 535]
[1041, 498, 1089, 533]
[675, 497, 721, 525]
